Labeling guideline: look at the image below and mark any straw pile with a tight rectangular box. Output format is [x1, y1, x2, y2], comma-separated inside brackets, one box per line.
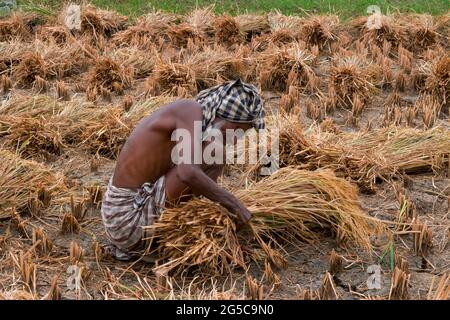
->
[279, 117, 450, 191]
[214, 15, 244, 46]
[122, 95, 175, 123]
[80, 5, 128, 38]
[251, 29, 297, 52]
[400, 14, 438, 52]
[0, 12, 40, 42]
[258, 44, 316, 92]
[87, 57, 133, 96]
[353, 14, 406, 51]
[0, 40, 27, 74]
[0, 150, 67, 219]
[236, 14, 270, 41]
[12, 40, 91, 86]
[268, 11, 303, 34]
[146, 61, 197, 97]
[422, 54, 450, 107]
[145, 167, 382, 275]
[112, 12, 177, 49]
[54, 103, 130, 158]
[0, 116, 64, 158]
[183, 45, 253, 89]
[37, 24, 71, 46]
[0, 94, 64, 118]
[78, 111, 131, 159]
[14, 52, 47, 87]
[187, 6, 215, 37]
[299, 15, 339, 50]
[111, 45, 161, 80]
[328, 55, 377, 111]
[168, 23, 203, 48]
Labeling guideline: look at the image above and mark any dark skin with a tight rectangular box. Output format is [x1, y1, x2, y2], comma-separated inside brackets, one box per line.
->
[112, 99, 253, 225]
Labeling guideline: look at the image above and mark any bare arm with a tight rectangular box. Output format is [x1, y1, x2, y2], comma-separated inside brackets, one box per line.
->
[173, 101, 251, 224]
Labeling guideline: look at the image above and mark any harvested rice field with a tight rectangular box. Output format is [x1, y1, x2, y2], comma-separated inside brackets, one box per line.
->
[0, 4, 449, 300]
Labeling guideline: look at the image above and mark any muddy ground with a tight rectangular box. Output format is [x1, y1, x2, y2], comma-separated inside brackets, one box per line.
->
[0, 8, 449, 299]
[1, 91, 448, 300]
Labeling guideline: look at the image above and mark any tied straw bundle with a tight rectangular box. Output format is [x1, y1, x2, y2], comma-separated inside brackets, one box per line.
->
[279, 116, 450, 191]
[145, 167, 383, 276]
[0, 150, 67, 219]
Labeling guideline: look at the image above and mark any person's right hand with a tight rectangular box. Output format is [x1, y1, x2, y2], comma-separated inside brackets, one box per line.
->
[231, 202, 252, 227]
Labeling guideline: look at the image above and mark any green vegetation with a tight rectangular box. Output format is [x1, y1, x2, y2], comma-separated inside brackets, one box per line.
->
[18, 0, 450, 18]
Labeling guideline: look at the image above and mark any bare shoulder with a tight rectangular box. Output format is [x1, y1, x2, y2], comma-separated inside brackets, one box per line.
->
[168, 99, 202, 121]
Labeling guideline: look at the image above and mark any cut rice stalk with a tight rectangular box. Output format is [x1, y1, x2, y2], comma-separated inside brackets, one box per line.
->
[0, 150, 67, 219]
[389, 267, 409, 300]
[258, 44, 316, 92]
[145, 168, 383, 276]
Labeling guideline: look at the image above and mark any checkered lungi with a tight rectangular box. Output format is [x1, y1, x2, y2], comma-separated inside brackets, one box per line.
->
[101, 177, 165, 260]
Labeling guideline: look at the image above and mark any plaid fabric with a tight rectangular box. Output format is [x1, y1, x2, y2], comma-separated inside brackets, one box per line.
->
[101, 177, 165, 260]
[196, 79, 265, 133]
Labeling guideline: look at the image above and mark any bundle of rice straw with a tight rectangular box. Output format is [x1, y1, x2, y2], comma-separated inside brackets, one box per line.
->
[0, 116, 65, 158]
[279, 116, 450, 191]
[184, 45, 254, 89]
[13, 40, 91, 85]
[435, 13, 449, 48]
[213, 15, 244, 46]
[112, 12, 177, 50]
[398, 14, 438, 52]
[145, 167, 383, 275]
[168, 23, 204, 48]
[13, 52, 47, 87]
[235, 14, 270, 40]
[422, 54, 450, 107]
[79, 5, 128, 38]
[78, 111, 131, 159]
[251, 29, 297, 52]
[268, 11, 303, 34]
[37, 24, 71, 46]
[352, 14, 406, 51]
[110, 46, 158, 79]
[328, 55, 377, 110]
[187, 6, 215, 37]
[0, 40, 27, 74]
[145, 60, 197, 97]
[0, 150, 67, 219]
[0, 12, 41, 42]
[122, 95, 176, 124]
[87, 57, 133, 95]
[55, 104, 129, 158]
[299, 15, 339, 50]
[258, 44, 316, 92]
[0, 94, 64, 117]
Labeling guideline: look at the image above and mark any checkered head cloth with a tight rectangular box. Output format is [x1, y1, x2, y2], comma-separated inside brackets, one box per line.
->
[196, 79, 265, 132]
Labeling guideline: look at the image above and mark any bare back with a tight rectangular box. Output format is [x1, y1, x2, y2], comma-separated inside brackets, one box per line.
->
[112, 99, 202, 188]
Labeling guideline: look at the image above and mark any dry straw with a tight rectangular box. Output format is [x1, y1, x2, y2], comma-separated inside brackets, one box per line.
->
[145, 167, 383, 276]
[0, 12, 38, 42]
[299, 15, 339, 50]
[0, 150, 67, 219]
[213, 15, 244, 47]
[112, 12, 177, 49]
[79, 5, 128, 39]
[352, 14, 406, 52]
[0, 116, 65, 158]
[258, 43, 316, 92]
[328, 55, 377, 112]
[279, 116, 450, 191]
[87, 57, 133, 96]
